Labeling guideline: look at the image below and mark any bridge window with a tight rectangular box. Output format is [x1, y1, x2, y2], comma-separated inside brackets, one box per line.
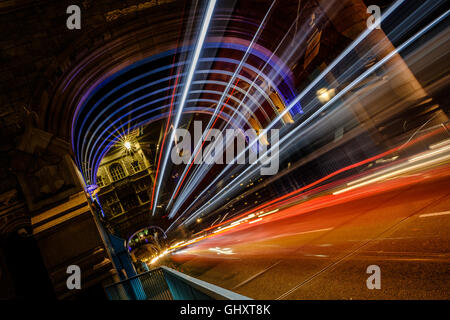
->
[110, 163, 125, 181]
[104, 193, 118, 205]
[122, 195, 139, 210]
[110, 204, 122, 215]
[97, 175, 104, 187]
[138, 191, 149, 203]
[131, 160, 141, 173]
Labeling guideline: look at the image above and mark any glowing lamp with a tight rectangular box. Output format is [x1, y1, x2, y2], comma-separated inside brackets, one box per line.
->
[316, 88, 336, 104]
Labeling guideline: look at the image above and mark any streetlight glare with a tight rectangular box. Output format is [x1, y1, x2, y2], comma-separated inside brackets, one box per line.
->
[316, 88, 336, 104]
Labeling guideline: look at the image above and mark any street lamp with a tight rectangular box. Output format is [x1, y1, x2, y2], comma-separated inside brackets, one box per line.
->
[316, 87, 336, 104]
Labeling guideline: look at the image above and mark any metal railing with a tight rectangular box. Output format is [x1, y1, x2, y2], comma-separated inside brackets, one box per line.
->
[104, 266, 251, 300]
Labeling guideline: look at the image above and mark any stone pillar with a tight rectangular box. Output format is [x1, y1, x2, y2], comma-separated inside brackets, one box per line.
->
[6, 126, 119, 299]
[322, 0, 426, 99]
[0, 190, 56, 299]
[317, 0, 428, 145]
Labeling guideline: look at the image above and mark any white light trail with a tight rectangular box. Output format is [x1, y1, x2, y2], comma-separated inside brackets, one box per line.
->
[180, 8, 449, 226]
[258, 209, 279, 217]
[166, 0, 278, 215]
[249, 218, 263, 224]
[333, 147, 450, 195]
[167, 2, 328, 219]
[168, 6, 301, 209]
[208, 247, 234, 255]
[152, 0, 217, 215]
[166, 0, 409, 229]
[429, 139, 450, 150]
[419, 211, 450, 218]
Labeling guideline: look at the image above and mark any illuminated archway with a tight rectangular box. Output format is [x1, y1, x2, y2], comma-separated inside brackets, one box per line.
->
[71, 40, 301, 187]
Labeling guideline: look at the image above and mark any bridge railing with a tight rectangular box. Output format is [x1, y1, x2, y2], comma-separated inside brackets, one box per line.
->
[104, 266, 251, 300]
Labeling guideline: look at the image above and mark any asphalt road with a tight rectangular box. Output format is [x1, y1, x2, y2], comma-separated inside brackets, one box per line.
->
[158, 166, 450, 299]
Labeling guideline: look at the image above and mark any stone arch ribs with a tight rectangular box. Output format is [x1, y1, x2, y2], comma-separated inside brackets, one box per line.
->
[27, 3, 303, 187]
[34, 1, 302, 142]
[72, 39, 300, 186]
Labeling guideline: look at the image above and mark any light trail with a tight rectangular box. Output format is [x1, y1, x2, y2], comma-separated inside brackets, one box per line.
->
[196, 126, 450, 239]
[167, 12, 304, 216]
[166, 159, 450, 257]
[178, 8, 449, 228]
[150, 69, 180, 210]
[208, 247, 234, 255]
[166, 0, 278, 213]
[419, 211, 450, 218]
[166, 0, 335, 223]
[167, 1, 337, 219]
[151, 0, 217, 215]
[165, 0, 409, 230]
[333, 144, 450, 195]
[249, 218, 263, 224]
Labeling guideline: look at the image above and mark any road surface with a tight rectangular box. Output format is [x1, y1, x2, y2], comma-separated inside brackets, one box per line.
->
[157, 164, 450, 299]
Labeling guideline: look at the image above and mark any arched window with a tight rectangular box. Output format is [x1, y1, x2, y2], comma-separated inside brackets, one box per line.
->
[110, 163, 125, 181]
[131, 160, 141, 173]
[97, 175, 104, 187]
